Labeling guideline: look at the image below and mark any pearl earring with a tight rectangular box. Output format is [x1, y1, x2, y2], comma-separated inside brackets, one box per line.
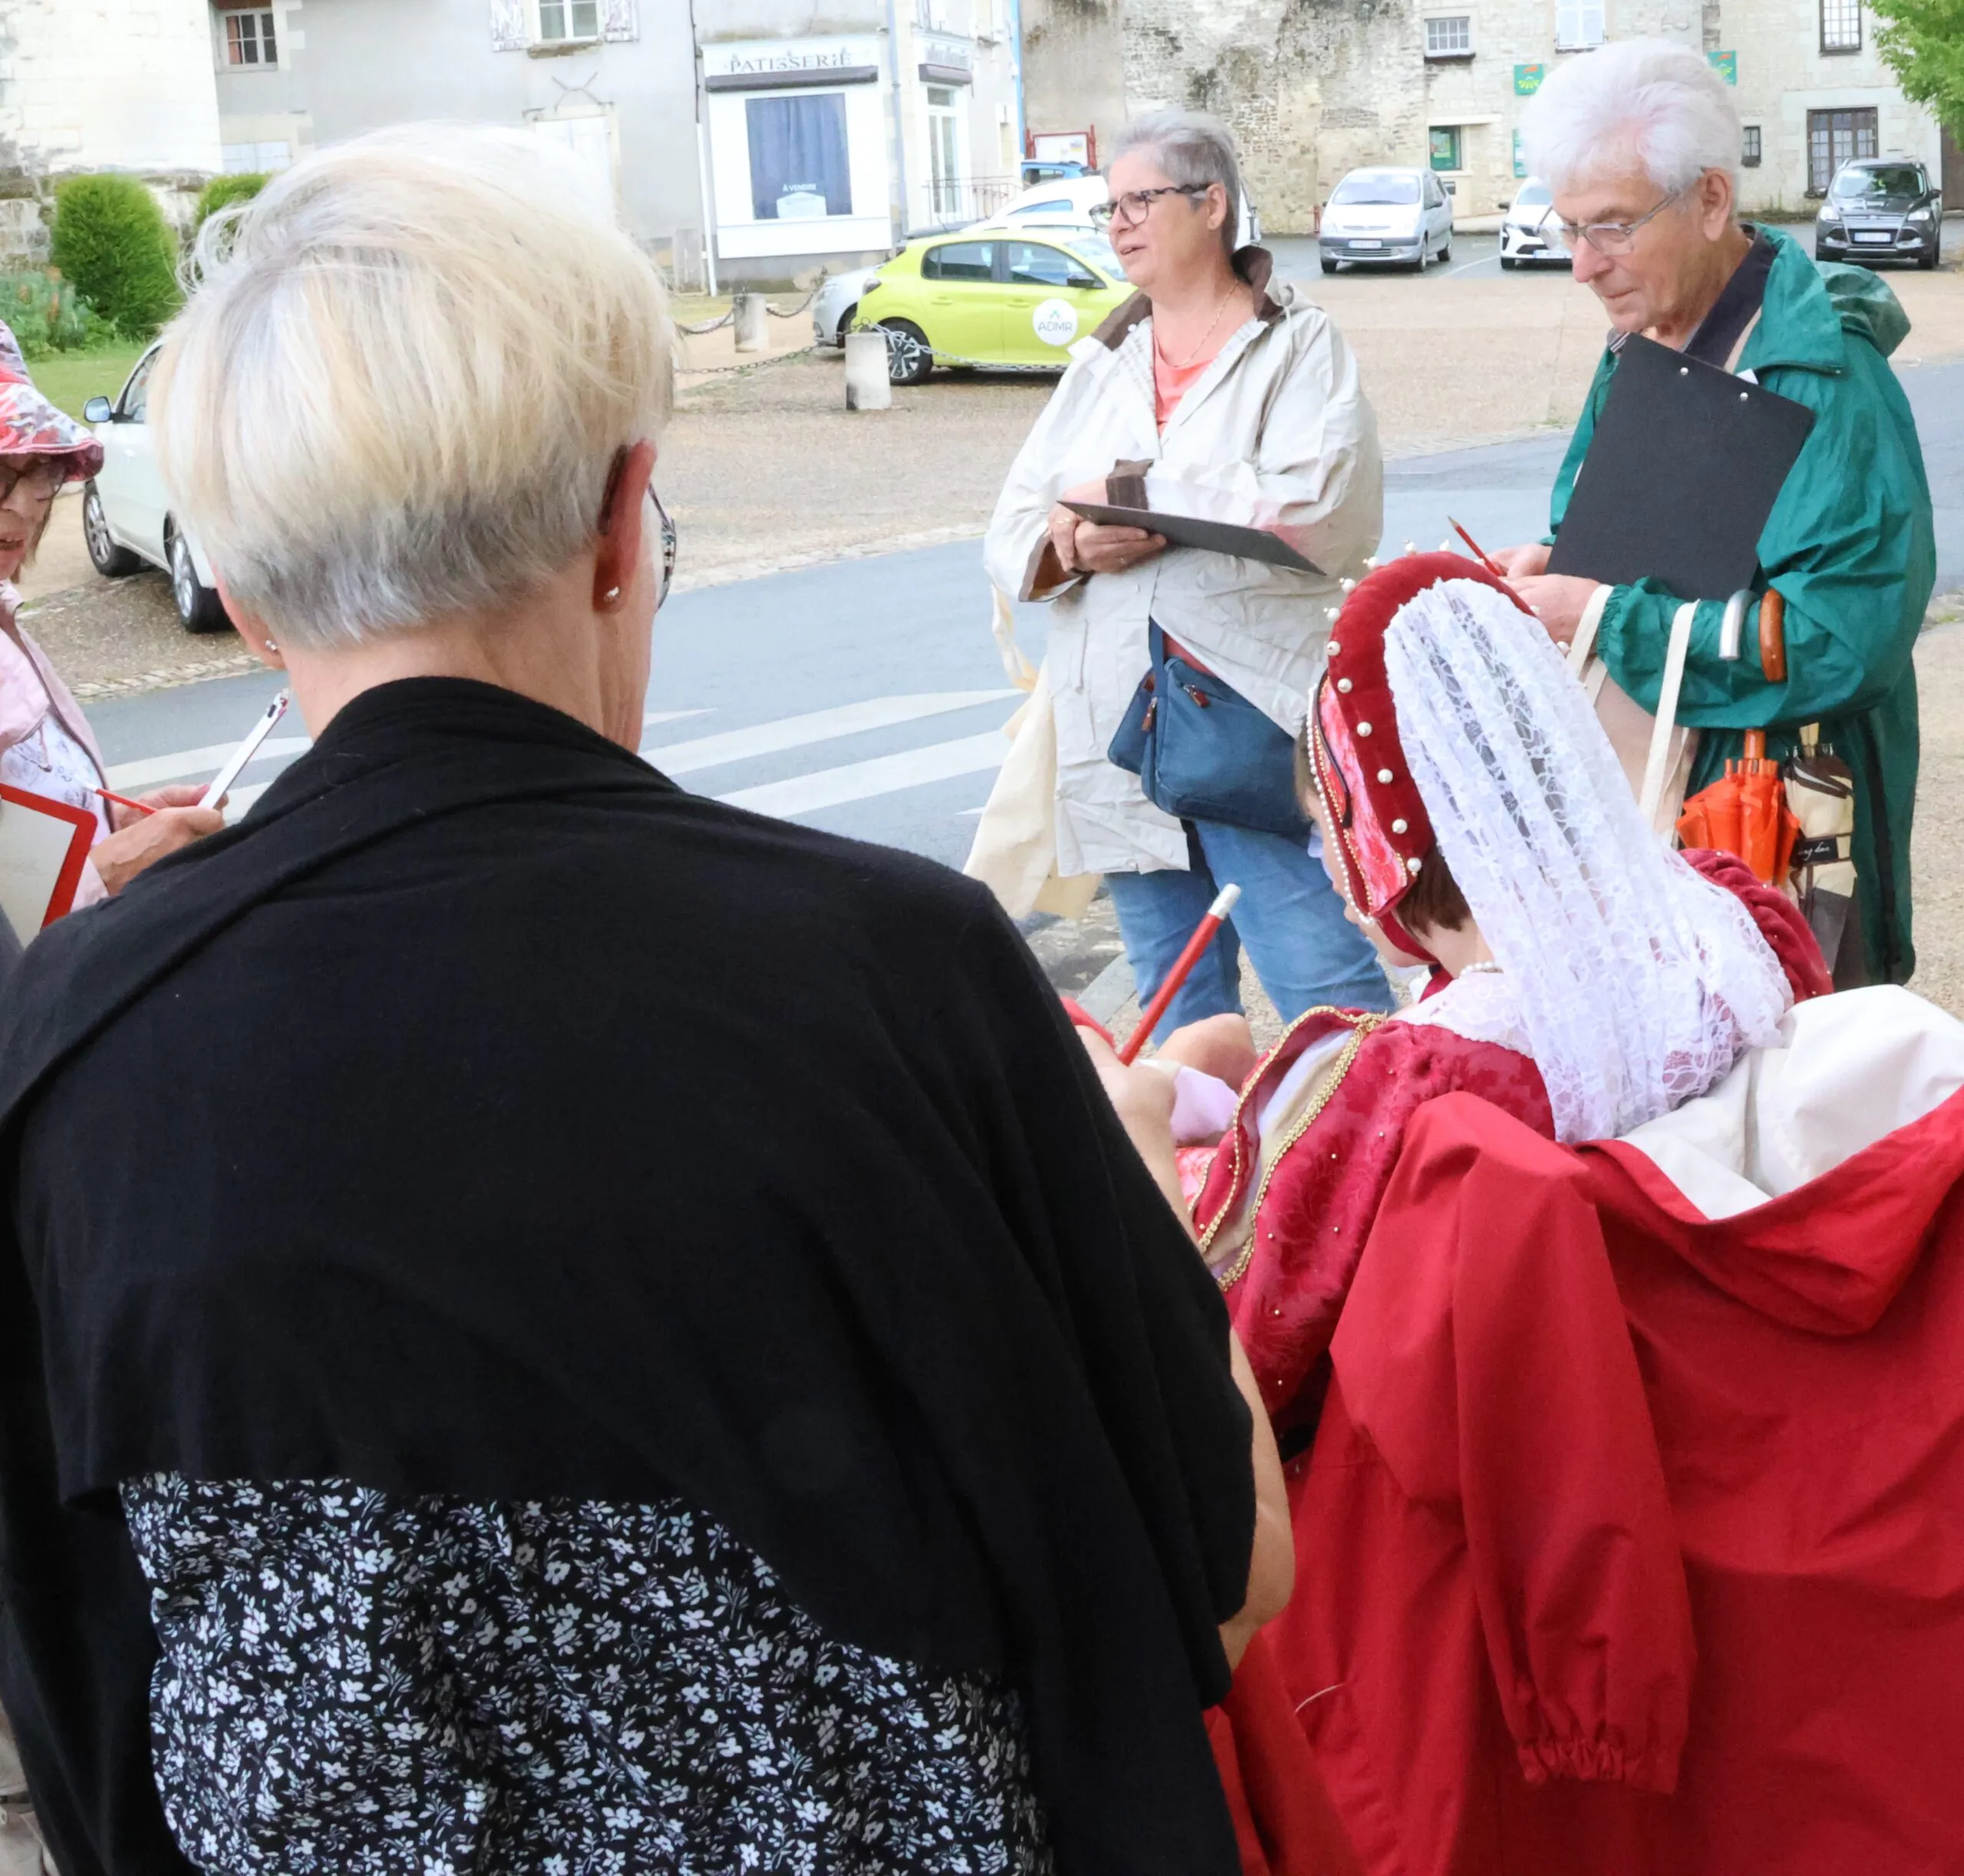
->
[265, 639, 278, 654]
[604, 586, 621, 603]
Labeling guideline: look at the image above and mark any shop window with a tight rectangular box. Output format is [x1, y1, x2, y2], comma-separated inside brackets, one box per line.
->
[220, 8, 278, 67]
[1424, 15, 1473, 56]
[538, 0, 600, 41]
[1429, 126, 1462, 173]
[1554, 0, 1604, 48]
[1819, 0, 1861, 53]
[1807, 106, 1877, 193]
[745, 93, 852, 219]
[1742, 126, 1762, 168]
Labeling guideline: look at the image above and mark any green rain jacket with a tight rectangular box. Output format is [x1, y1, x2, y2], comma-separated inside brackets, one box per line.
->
[1550, 224, 1934, 981]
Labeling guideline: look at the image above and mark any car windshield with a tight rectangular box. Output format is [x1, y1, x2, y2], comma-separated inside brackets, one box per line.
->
[1065, 235, 1121, 277]
[1513, 181, 1553, 207]
[1332, 172, 1419, 206]
[1833, 165, 1924, 199]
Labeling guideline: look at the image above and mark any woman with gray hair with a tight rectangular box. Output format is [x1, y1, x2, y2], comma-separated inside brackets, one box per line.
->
[1501, 38, 1933, 988]
[983, 110, 1391, 1034]
[0, 126, 1288, 1876]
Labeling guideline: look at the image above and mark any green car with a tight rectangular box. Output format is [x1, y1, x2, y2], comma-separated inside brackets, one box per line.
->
[853, 229, 1133, 383]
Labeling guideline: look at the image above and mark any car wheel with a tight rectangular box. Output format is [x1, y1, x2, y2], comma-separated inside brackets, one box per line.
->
[81, 482, 141, 578]
[1409, 248, 1427, 273]
[835, 302, 858, 341]
[1501, 254, 1518, 270]
[1439, 239, 1452, 263]
[1919, 246, 1938, 270]
[877, 320, 933, 384]
[166, 524, 231, 634]
[1320, 257, 1338, 275]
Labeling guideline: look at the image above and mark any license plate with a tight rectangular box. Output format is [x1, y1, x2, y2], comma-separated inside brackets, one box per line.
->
[1350, 239, 1382, 249]
[1853, 231, 1891, 243]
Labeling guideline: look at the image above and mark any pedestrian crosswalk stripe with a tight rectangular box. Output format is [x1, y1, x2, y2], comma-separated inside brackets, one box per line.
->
[644, 691, 1014, 777]
[108, 735, 315, 792]
[716, 732, 1009, 818]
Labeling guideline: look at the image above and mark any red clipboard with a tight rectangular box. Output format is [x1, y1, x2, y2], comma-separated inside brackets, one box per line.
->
[0, 781, 97, 943]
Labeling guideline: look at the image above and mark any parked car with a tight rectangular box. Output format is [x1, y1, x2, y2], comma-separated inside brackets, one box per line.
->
[812, 263, 885, 348]
[79, 345, 229, 632]
[1498, 179, 1567, 269]
[1318, 167, 1454, 273]
[980, 175, 1263, 248]
[1816, 158, 1943, 270]
[855, 229, 1132, 382]
[1020, 158, 1089, 187]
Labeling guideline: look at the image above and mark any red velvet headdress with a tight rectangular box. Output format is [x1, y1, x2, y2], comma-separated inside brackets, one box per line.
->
[1310, 552, 1525, 960]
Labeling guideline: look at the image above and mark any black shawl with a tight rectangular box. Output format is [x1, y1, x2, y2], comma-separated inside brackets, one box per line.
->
[0, 679, 1252, 1876]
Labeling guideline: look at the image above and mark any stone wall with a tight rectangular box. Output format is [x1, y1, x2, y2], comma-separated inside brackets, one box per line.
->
[0, 0, 221, 259]
[1021, 0, 1946, 232]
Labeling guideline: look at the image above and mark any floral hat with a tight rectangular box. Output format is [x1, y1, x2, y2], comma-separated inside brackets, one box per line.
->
[0, 321, 106, 482]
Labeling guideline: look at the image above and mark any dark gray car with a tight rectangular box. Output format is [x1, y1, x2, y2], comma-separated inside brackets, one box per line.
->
[1815, 159, 1943, 270]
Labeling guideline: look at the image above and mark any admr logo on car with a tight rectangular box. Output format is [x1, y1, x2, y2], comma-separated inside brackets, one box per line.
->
[1031, 298, 1080, 348]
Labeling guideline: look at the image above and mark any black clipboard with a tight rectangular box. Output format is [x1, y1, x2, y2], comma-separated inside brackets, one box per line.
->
[1061, 499, 1323, 574]
[1547, 333, 1816, 601]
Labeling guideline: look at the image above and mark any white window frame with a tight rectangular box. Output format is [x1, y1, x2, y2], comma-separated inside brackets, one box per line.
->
[216, 7, 278, 71]
[535, 0, 601, 45]
[1554, 0, 1605, 51]
[1423, 15, 1474, 58]
[1819, 0, 1862, 54]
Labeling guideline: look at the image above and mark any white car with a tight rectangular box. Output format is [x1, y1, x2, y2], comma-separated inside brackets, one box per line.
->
[1499, 179, 1567, 269]
[80, 345, 229, 632]
[812, 264, 885, 348]
[1318, 167, 1454, 273]
[978, 174, 1263, 248]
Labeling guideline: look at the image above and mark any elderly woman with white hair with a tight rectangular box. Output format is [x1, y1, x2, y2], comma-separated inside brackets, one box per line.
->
[0, 127, 1291, 1876]
[982, 109, 1392, 1035]
[1501, 38, 1933, 989]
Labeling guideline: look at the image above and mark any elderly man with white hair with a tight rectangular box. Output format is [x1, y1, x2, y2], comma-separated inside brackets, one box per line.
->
[0, 126, 1288, 1876]
[1501, 38, 1934, 988]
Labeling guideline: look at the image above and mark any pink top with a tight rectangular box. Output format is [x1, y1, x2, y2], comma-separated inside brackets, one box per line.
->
[0, 583, 110, 908]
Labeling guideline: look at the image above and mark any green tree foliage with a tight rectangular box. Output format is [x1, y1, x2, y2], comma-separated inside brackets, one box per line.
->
[193, 171, 269, 232]
[48, 173, 182, 342]
[0, 269, 105, 359]
[1868, 0, 1964, 134]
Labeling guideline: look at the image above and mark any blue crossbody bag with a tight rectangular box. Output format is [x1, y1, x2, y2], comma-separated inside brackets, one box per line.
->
[1107, 624, 1312, 842]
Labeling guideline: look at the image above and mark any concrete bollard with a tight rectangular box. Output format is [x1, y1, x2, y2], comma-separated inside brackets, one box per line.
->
[732, 290, 769, 353]
[843, 329, 892, 411]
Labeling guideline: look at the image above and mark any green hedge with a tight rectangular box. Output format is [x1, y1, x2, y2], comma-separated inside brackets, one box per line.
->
[0, 269, 106, 359]
[193, 171, 269, 232]
[49, 173, 181, 342]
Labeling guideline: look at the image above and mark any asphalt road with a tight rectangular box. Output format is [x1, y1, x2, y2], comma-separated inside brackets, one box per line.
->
[89, 358, 1964, 882]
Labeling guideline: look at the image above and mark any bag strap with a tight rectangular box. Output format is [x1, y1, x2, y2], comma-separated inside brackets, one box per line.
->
[1565, 582, 1612, 678]
[1639, 601, 1698, 828]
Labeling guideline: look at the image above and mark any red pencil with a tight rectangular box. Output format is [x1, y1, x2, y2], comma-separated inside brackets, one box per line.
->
[1119, 885, 1242, 1065]
[1448, 516, 1508, 579]
[94, 787, 157, 819]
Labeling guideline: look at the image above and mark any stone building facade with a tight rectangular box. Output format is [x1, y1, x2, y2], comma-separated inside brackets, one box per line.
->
[0, 0, 223, 257]
[1023, 0, 1950, 232]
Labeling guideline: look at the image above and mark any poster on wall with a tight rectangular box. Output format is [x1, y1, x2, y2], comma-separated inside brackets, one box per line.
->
[745, 93, 852, 219]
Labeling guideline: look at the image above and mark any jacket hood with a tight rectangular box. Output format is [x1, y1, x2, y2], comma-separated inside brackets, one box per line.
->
[1587, 987, 1964, 1334]
[1749, 223, 1910, 372]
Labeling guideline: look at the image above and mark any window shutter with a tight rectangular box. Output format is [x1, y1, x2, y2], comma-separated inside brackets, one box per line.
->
[601, 0, 638, 38]
[490, 0, 529, 50]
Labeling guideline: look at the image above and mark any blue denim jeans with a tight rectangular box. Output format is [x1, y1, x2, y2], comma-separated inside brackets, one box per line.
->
[1105, 822, 1394, 1028]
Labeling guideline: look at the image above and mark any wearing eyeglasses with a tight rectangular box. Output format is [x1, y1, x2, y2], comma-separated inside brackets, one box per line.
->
[1089, 184, 1211, 229]
[0, 460, 66, 507]
[651, 487, 677, 608]
[1541, 187, 1684, 256]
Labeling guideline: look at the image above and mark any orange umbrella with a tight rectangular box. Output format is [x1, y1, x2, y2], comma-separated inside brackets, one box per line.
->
[1677, 730, 1799, 885]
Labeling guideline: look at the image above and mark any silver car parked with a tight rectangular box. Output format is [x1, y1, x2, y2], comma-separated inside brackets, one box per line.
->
[812, 264, 885, 348]
[1319, 167, 1454, 274]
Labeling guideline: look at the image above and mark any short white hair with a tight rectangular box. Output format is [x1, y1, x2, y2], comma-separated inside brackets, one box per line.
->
[152, 124, 674, 651]
[1521, 39, 1741, 198]
[1109, 110, 1244, 256]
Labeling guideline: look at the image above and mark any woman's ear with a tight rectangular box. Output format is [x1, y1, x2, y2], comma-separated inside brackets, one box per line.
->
[594, 439, 657, 614]
[215, 577, 281, 667]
